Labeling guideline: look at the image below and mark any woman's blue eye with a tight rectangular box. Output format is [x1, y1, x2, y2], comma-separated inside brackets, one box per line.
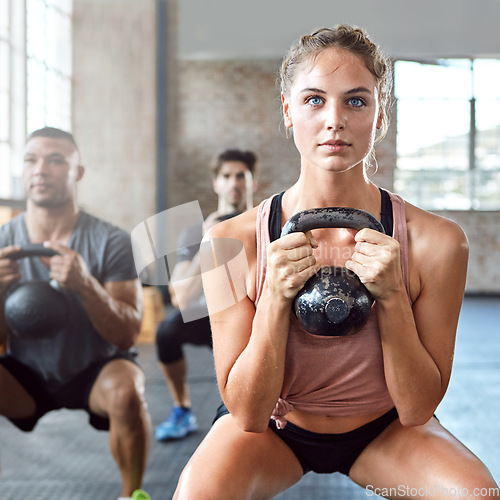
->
[349, 97, 365, 107]
[307, 96, 322, 105]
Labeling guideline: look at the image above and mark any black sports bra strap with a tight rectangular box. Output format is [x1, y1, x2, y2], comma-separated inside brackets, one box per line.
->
[269, 191, 285, 242]
[268, 189, 393, 241]
[379, 188, 394, 236]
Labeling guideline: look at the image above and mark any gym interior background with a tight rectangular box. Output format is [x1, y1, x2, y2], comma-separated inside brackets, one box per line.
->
[1, 0, 499, 295]
[0, 1, 499, 498]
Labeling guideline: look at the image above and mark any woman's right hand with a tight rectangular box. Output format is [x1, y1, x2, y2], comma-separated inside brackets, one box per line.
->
[0, 246, 22, 297]
[265, 231, 320, 301]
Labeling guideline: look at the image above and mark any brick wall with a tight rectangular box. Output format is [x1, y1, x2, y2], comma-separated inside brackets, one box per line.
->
[170, 59, 296, 213]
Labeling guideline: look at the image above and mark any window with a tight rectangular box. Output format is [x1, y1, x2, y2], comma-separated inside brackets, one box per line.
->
[26, 0, 72, 133]
[394, 59, 500, 210]
[0, 0, 72, 202]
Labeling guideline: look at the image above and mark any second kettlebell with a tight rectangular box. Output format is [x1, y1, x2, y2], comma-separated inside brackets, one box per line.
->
[4, 244, 69, 340]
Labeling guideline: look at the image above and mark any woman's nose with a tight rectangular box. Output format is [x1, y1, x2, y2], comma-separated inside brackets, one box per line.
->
[325, 102, 346, 130]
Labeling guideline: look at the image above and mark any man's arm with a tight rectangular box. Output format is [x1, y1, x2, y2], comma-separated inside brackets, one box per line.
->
[0, 245, 22, 345]
[45, 242, 143, 350]
[78, 277, 143, 349]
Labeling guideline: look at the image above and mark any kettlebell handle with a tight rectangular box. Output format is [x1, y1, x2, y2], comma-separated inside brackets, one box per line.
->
[281, 207, 385, 237]
[7, 244, 60, 260]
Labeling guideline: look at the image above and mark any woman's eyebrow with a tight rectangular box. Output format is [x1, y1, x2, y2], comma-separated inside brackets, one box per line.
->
[346, 87, 373, 95]
[300, 86, 373, 95]
[300, 87, 326, 94]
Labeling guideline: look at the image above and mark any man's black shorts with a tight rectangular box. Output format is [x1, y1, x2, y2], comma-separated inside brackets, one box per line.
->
[0, 354, 138, 432]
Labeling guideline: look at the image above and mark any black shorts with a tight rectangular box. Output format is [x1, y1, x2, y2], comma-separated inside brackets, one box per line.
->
[0, 354, 137, 432]
[156, 309, 212, 364]
[213, 403, 399, 475]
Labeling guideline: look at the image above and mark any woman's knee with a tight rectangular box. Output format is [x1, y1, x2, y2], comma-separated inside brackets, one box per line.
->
[174, 461, 230, 500]
[456, 460, 499, 496]
[351, 417, 499, 494]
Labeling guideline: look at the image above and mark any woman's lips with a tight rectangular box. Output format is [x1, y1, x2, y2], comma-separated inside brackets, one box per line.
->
[319, 140, 350, 152]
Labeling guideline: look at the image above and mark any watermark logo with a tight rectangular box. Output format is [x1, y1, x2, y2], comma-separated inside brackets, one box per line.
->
[365, 484, 500, 498]
[131, 201, 248, 323]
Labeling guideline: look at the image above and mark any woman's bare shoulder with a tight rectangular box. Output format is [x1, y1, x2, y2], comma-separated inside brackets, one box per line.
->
[404, 201, 468, 249]
[206, 206, 259, 245]
[404, 200, 469, 293]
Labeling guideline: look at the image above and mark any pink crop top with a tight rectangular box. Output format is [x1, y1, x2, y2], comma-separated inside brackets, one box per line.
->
[254, 191, 410, 429]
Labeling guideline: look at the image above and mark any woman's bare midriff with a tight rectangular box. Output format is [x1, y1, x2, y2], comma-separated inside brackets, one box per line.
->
[286, 407, 392, 434]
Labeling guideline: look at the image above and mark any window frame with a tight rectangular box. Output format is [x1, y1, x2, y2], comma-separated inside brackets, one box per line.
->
[0, 0, 72, 207]
[394, 58, 500, 211]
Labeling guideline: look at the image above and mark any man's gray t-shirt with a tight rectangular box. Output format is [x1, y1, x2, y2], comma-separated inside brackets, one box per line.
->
[0, 211, 138, 391]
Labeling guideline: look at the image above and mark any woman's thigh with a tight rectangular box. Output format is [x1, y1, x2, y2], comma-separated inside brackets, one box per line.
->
[349, 416, 499, 498]
[174, 414, 304, 500]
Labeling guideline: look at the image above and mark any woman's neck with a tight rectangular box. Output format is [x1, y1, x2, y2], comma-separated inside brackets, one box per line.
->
[285, 166, 381, 216]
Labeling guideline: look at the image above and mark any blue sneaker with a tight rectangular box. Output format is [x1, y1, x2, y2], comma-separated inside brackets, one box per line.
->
[155, 406, 198, 441]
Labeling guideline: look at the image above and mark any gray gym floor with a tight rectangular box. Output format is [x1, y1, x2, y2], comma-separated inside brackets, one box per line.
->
[0, 296, 499, 499]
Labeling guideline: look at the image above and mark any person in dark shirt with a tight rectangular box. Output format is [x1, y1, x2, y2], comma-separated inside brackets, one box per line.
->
[154, 148, 258, 441]
[0, 127, 151, 500]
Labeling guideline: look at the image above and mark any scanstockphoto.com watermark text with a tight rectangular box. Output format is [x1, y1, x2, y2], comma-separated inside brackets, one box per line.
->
[366, 484, 500, 497]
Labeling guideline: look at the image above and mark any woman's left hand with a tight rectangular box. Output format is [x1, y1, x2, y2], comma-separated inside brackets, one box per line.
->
[345, 228, 404, 301]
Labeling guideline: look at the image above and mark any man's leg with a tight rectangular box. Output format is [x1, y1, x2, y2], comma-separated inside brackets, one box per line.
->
[0, 364, 37, 418]
[155, 312, 212, 440]
[88, 359, 151, 497]
[160, 357, 189, 407]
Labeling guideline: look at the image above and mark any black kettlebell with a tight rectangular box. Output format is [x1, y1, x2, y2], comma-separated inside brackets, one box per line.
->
[4, 244, 69, 340]
[280, 207, 385, 337]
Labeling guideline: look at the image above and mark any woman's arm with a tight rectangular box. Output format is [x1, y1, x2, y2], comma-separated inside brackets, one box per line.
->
[201, 211, 319, 432]
[347, 205, 468, 426]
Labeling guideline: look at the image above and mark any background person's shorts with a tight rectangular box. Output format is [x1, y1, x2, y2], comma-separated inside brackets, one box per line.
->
[0, 354, 138, 432]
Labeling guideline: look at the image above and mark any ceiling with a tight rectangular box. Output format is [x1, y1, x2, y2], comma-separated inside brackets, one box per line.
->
[178, 0, 500, 61]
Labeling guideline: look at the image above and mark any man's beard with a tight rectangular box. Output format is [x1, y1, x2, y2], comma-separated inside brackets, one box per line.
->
[30, 194, 70, 209]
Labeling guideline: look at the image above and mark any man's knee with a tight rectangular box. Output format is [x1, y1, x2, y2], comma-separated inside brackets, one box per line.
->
[93, 366, 147, 422]
[113, 380, 143, 413]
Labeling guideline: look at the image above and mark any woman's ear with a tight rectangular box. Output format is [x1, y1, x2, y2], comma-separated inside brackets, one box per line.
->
[281, 94, 293, 128]
[376, 109, 384, 130]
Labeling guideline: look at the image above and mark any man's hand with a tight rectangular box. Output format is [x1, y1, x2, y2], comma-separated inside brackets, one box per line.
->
[43, 242, 92, 294]
[0, 246, 22, 296]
